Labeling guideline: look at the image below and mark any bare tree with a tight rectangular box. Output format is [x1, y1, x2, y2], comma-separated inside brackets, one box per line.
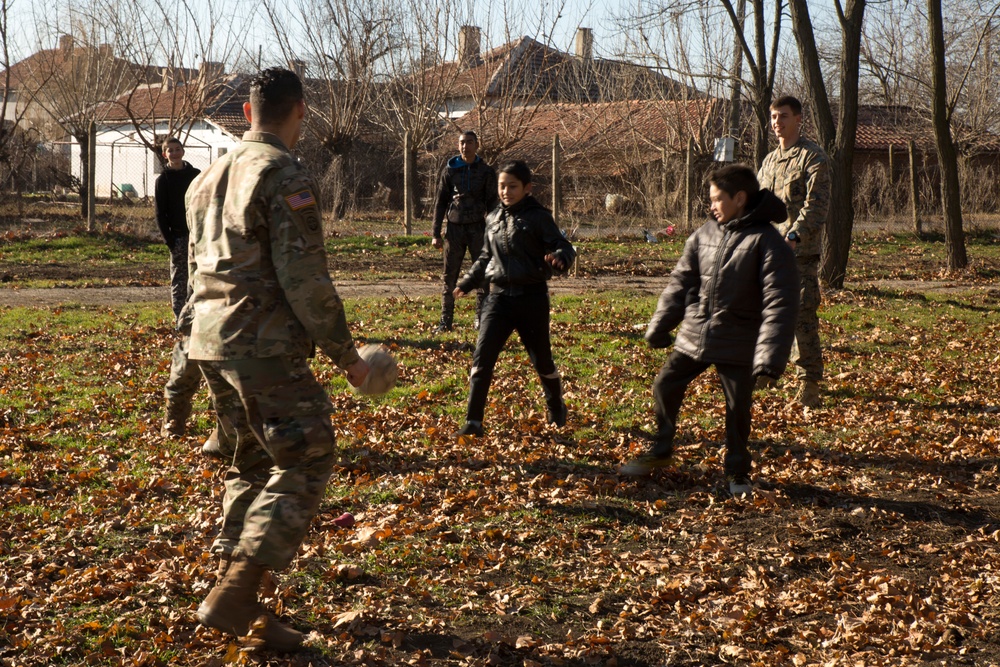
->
[927, 0, 968, 269]
[621, 0, 783, 167]
[452, 0, 574, 162]
[100, 0, 246, 165]
[370, 0, 467, 228]
[265, 0, 395, 217]
[718, 0, 783, 167]
[787, 0, 867, 288]
[0, 0, 39, 193]
[18, 1, 137, 217]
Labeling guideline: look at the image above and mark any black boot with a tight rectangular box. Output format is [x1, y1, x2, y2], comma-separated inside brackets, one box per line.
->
[436, 295, 454, 333]
[540, 376, 566, 427]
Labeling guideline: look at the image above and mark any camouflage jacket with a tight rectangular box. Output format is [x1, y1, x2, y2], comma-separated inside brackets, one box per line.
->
[757, 137, 830, 258]
[182, 131, 360, 368]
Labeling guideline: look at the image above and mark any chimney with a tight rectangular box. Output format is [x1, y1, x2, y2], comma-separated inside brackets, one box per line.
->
[574, 27, 593, 60]
[199, 60, 225, 84]
[289, 59, 306, 79]
[97, 43, 113, 60]
[458, 25, 481, 69]
[160, 66, 174, 90]
[59, 34, 75, 52]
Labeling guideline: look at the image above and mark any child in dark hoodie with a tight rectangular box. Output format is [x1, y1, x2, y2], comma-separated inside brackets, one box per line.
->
[621, 164, 799, 497]
[452, 160, 576, 438]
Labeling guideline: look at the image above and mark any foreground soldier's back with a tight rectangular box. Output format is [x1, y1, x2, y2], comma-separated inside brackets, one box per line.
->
[181, 67, 369, 651]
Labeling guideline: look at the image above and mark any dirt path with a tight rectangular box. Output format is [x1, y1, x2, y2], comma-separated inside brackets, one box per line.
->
[0, 276, 994, 308]
[0, 275, 678, 307]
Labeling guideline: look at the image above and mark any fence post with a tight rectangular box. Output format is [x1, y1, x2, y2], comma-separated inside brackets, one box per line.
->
[888, 144, 896, 220]
[551, 134, 561, 227]
[87, 121, 96, 233]
[685, 137, 695, 232]
[403, 131, 413, 235]
[661, 146, 668, 219]
[908, 140, 921, 235]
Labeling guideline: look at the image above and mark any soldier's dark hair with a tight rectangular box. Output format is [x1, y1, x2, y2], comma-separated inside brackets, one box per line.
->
[770, 95, 802, 116]
[706, 164, 759, 200]
[459, 130, 478, 142]
[497, 160, 532, 184]
[249, 67, 304, 125]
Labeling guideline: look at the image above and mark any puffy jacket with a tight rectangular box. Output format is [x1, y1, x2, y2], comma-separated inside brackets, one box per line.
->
[432, 156, 498, 237]
[645, 189, 799, 378]
[457, 195, 575, 296]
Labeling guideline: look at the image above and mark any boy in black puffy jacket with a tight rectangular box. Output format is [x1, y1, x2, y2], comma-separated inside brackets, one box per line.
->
[621, 164, 799, 497]
[453, 160, 576, 438]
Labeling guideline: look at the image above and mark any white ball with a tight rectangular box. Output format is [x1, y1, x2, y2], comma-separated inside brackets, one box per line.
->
[354, 344, 398, 395]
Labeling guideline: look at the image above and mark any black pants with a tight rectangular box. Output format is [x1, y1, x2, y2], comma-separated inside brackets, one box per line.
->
[442, 223, 487, 319]
[652, 350, 754, 478]
[466, 291, 559, 423]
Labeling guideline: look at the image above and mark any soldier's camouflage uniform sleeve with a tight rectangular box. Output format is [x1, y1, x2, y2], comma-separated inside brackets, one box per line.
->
[788, 147, 830, 248]
[268, 169, 360, 370]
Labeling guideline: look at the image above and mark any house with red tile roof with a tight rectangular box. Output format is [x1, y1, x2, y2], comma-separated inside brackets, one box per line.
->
[429, 26, 696, 120]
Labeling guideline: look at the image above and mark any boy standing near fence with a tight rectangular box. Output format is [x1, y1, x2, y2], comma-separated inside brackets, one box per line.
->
[156, 138, 220, 453]
[621, 165, 799, 497]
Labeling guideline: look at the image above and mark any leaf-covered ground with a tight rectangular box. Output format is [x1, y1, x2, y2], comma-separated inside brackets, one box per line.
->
[2, 235, 1000, 666]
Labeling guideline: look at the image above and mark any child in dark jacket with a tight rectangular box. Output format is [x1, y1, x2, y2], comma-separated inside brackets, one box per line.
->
[621, 164, 799, 497]
[453, 160, 576, 438]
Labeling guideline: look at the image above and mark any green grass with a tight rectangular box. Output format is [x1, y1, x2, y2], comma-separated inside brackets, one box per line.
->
[3, 245, 1000, 665]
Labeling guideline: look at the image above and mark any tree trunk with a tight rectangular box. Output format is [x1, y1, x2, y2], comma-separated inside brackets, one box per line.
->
[77, 132, 90, 220]
[403, 131, 413, 235]
[788, 0, 866, 289]
[927, 0, 967, 269]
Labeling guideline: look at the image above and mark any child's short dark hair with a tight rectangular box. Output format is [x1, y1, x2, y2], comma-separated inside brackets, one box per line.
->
[497, 160, 532, 184]
[770, 95, 802, 115]
[460, 130, 478, 142]
[161, 137, 182, 152]
[707, 164, 760, 200]
[249, 67, 304, 125]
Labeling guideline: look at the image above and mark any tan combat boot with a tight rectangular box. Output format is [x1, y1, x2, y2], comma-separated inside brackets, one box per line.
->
[795, 379, 821, 408]
[197, 556, 304, 651]
[202, 428, 223, 457]
[161, 399, 191, 438]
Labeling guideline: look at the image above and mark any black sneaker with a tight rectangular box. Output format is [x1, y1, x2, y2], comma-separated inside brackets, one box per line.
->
[620, 449, 674, 476]
[727, 475, 753, 498]
[455, 421, 484, 438]
[434, 323, 453, 334]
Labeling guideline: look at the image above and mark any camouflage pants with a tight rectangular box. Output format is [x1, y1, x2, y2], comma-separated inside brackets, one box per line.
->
[164, 335, 204, 410]
[168, 236, 189, 321]
[791, 258, 824, 382]
[198, 357, 337, 572]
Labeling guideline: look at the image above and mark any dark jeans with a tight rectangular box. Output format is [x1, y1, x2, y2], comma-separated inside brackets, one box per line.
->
[442, 223, 487, 318]
[652, 350, 754, 478]
[466, 290, 559, 423]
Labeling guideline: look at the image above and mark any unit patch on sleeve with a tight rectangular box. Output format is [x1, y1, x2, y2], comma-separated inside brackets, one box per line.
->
[285, 189, 317, 211]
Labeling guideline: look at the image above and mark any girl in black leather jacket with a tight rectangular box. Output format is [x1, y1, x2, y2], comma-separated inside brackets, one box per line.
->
[453, 160, 576, 438]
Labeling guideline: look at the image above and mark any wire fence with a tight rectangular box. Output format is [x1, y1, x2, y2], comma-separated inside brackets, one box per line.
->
[2, 137, 999, 240]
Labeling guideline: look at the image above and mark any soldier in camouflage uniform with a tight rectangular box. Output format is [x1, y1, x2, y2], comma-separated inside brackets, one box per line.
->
[184, 68, 370, 651]
[756, 95, 831, 408]
[432, 130, 498, 333]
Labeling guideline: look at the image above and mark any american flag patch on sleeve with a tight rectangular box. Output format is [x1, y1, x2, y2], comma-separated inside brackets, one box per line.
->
[285, 189, 316, 210]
